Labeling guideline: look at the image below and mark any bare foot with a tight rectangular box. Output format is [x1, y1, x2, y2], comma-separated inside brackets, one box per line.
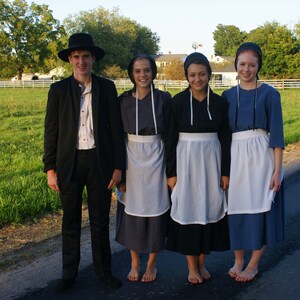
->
[199, 266, 211, 280]
[188, 270, 203, 284]
[228, 263, 243, 278]
[235, 268, 258, 282]
[127, 267, 140, 282]
[141, 267, 157, 283]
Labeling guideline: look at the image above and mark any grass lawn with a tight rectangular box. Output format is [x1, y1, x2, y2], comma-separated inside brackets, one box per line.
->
[0, 87, 299, 226]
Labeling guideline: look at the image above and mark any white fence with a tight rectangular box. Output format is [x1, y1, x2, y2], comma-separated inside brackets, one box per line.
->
[1, 79, 300, 90]
[0, 80, 56, 89]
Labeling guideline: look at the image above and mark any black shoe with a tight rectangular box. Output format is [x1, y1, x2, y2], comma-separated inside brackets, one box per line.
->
[98, 274, 122, 289]
[55, 278, 76, 292]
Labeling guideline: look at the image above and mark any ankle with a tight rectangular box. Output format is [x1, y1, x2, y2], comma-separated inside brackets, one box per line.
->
[245, 264, 258, 272]
[234, 258, 244, 266]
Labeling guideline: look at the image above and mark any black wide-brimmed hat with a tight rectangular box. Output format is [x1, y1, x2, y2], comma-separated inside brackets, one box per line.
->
[58, 33, 105, 62]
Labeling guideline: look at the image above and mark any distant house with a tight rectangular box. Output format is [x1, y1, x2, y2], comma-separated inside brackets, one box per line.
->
[10, 68, 67, 81]
[11, 73, 39, 81]
[209, 55, 233, 64]
[11, 73, 56, 81]
[210, 55, 237, 87]
[152, 53, 237, 86]
[212, 64, 237, 87]
[48, 67, 68, 79]
[153, 52, 187, 68]
[153, 52, 187, 79]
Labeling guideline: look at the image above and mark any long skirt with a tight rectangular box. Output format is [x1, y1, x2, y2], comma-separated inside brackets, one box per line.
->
[166, 216, 230, 255]
[228, 129, 285, 250]
[228, 181, 285, 250]
[115, 202, 169, 253]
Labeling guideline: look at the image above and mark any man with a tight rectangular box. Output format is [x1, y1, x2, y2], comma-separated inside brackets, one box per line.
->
[43, 33, 125, 291]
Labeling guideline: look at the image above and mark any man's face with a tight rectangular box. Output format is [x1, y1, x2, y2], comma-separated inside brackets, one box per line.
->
[68, 50, 95, 79]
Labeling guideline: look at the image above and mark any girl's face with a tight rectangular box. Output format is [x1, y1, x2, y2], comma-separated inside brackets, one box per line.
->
[132, 58, 153, 89]
[187, 63, 209, 93]
[236, 50, 259, 83]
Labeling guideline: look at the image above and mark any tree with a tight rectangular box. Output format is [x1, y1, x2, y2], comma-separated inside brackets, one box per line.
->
[210, 61, 232, 72]
[0, 0, 65, 79]
[247, 22, 300, 78]
[162, 59, 185, 80]
[294, 21, 300, 40]
[63, 6, 160, 75]
[212, 22, 300, 78]
[102, 65, 127, 79]
[131, 26, 159, 56]
[213, 24, 247, 56]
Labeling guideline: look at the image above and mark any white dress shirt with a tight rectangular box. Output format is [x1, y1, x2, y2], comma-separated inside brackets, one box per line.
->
[77, 82, 95, 150]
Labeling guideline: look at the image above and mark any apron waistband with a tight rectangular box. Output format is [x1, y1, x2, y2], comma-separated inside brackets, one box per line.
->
[178, 132, 218, 141]
[127, 134, 162, 142]
[232, 129, 267, 141]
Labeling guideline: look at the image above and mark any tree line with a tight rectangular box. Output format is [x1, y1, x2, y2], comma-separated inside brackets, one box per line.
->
[1, 0, 299, 80]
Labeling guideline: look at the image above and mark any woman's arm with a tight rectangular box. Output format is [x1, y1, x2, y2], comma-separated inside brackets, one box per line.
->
[269, 147, 283, 192]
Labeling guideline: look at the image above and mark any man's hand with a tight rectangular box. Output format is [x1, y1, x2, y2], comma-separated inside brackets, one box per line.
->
[47, 169, 60, 192]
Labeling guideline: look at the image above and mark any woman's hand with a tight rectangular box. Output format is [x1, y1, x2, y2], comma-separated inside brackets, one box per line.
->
[221, 176, 229, 191]
[270, 173, 281, 192]
[167, 176, 177, 190]
[117, 182, 126, 192]
[107, 169, 122, 190]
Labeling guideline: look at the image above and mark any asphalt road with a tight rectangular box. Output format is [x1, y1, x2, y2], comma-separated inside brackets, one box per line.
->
[3, 164, 300, 300]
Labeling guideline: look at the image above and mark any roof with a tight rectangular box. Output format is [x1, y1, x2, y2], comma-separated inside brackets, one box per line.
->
[219, 56, 235, 63]
[212, 64, 236, 73]
[153, 54, 187, 61]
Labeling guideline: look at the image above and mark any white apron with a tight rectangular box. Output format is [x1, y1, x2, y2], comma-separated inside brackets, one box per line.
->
[117, 134, 170, 217]
[170, 132, 227, 225]
[228, 129, 283, 215]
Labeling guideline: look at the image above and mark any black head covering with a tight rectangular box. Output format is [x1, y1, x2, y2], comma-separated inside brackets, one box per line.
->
[234, 42, 263, 75]
[184, 52, 212, 79]
[58, 33, 105, 62]
[127, 53, 157, 84]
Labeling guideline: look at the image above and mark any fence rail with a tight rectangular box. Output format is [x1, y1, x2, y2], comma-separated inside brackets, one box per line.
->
[1, 79, 300, 90]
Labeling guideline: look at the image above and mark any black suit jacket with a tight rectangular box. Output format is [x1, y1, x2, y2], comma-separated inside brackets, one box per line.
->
[43, 74, 125, 183]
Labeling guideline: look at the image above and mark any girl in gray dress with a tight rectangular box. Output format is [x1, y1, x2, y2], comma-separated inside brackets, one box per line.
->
[116, 54, 171, 282]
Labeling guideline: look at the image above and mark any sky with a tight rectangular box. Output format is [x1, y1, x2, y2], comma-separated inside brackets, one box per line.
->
[26, 0, 299, 58]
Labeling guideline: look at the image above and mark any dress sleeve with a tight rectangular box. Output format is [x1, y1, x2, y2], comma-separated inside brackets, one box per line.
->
[164, 97, 179, 178]
[218, 97, 232, 176]
[267, 89, 284, 148]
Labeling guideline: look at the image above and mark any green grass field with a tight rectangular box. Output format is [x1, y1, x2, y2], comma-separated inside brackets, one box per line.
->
[0, 87, 299, 227]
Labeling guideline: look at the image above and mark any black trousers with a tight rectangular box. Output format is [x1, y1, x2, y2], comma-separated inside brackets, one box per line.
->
[59, 149, 112, 280]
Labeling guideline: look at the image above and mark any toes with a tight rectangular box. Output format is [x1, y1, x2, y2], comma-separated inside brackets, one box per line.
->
[141, 269, 157, 283]
[200, 268, 211, 280]
[228, 269, 238, 278]
[188, 275, 203, 284]
[235, 269, 258, 282]
[127, 269, 139, 282]
[228, 265, 243, 278]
